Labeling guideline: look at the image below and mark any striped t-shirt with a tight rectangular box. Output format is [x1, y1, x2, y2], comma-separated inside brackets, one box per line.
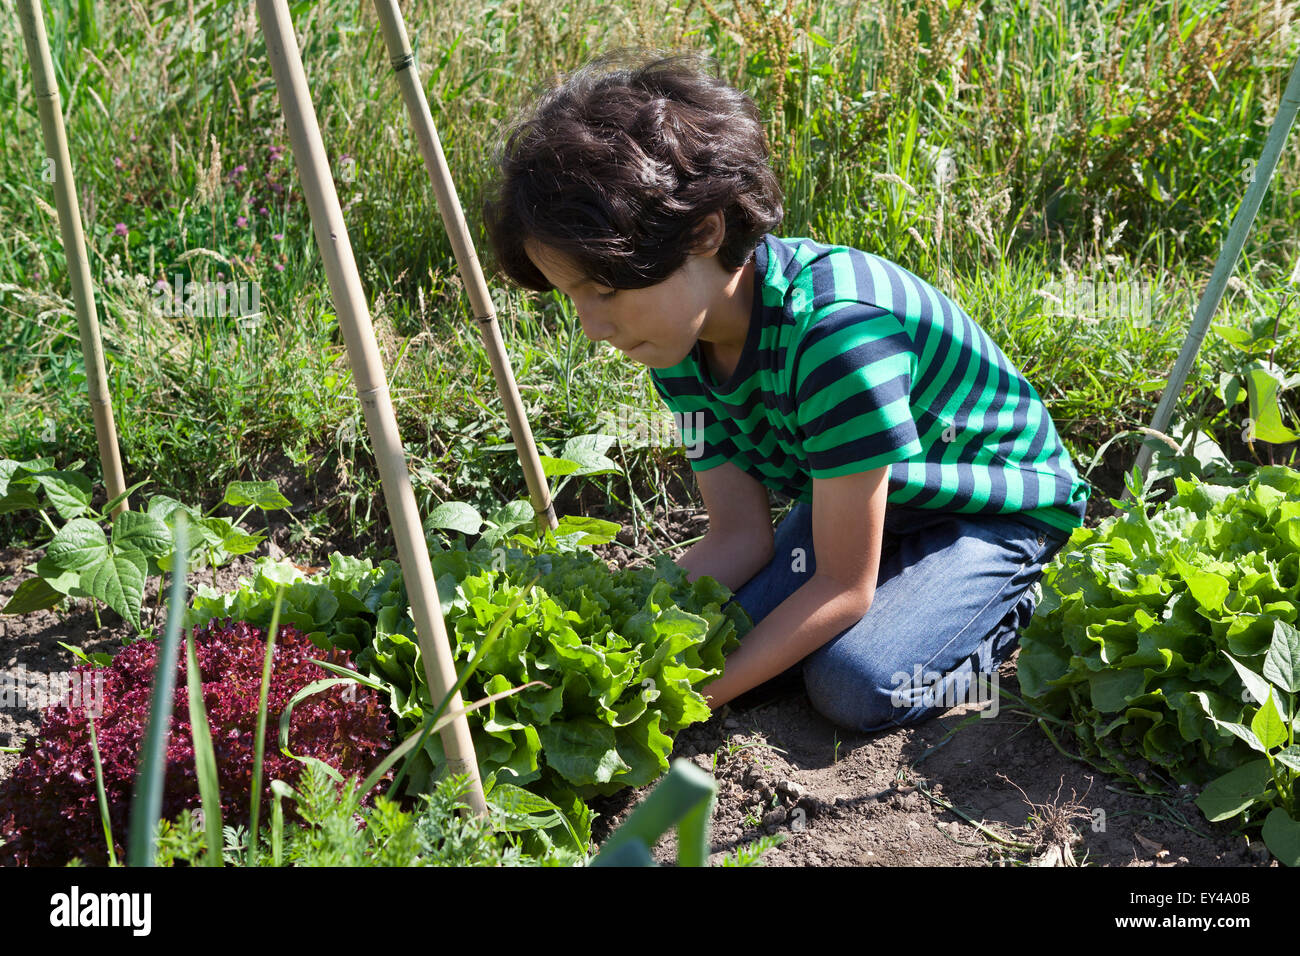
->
[649, 234, 1090, 539]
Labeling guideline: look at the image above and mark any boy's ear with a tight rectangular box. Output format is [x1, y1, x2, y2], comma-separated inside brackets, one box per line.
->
[688, 211, 726, 257]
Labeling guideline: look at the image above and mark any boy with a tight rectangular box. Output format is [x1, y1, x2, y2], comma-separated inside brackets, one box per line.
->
[483, 51, 1089, 731]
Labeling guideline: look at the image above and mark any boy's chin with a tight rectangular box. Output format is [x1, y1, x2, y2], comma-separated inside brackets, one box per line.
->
[637, 343, 694, 369]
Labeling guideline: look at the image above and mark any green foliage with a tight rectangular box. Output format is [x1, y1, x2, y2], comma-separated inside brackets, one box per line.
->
[3, 0, 1295, 555]
[1209, 316, 1300, 451]
[153, 764, 580, 867]
[1019, 465, 1300, 861]
[1191, 629, 1300, 866]
[185, 511, 750, 842]
[718, 833, 787, 867]
[0, 458, 286, 632]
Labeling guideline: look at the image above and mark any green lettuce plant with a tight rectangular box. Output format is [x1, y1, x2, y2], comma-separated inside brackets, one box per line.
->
[1018, 464, 1300, 861]
[185, 504, 750, 841]
[1192, 622, 1300, 866]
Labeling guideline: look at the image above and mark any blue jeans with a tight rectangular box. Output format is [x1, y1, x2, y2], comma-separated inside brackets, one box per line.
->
[725, 502, 1074, 732]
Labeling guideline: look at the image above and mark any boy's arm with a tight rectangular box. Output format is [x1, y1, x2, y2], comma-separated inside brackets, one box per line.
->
[675, 530, 774, 594]
[703, 466, 890, 708]
[673, 461, 775, 593]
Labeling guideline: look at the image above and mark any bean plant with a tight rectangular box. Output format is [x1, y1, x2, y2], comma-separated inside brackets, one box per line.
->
[0, 456, 288, 633]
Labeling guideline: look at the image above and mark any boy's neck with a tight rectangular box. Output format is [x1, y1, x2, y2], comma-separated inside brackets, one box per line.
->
[698, 257, 755, 358]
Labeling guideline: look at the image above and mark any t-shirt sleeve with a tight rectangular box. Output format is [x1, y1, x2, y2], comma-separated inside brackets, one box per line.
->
[791, 303, 923, 477]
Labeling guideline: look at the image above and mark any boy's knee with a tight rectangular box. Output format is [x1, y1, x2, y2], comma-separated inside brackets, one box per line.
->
[802, 649, 910, 732]
[803, 646, 999, 732]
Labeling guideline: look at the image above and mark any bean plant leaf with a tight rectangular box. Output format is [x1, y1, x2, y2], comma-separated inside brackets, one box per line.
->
[34, 556, 82, 596]
[147, 495, 198, 524]
[56, 641, 112, 667]
[196, 517, 235, 547]
[82, 551, 147, 627]
[32, 471, 94, 520]
[46, 518, 109, 571]
[1261, 807, 1300, 867]
[102, 479, 151, 516]
[219, 528, 264, 555]
[1, 576, 64, 615]
[485, 499, 535, 535]
[155, 519, 214, 572]
[424, 502, 482, 536]
[1222, 650, 1274, 707]
[1245, 365, 1300, 445]
[0, 487, 41, 516]
[552, 515, 621, 546]
[1193, 694, 1268, 755]
[1194, 759, 1275, 822]
[112, 511, 172, 557]
[0, 460, 21, 498]
[1263, 620, 1300, 693]
[222, 480, 291, 510]
[1250, 687, 1289, 750]
[0, 457, 53, 497]
[538, 455, 581, 478]
[1275, 746, 1300, 774]
[557, 435, 621, 476]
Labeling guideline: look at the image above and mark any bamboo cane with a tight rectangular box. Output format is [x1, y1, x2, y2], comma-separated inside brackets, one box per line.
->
[1127, 51, 1300, 500]
[17, 0, 128, 517]
[253, 0, 487, 816]
[370, 0, 558, 536]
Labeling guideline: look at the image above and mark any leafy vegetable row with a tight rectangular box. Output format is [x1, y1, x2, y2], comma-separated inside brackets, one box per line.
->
[184, 537, 750, 843]
[1019, 465, 1300, 864]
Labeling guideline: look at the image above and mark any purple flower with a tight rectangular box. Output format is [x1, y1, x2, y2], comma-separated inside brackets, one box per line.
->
[113, 223, 128, 237]
[259, 207, 268, 216]
[236, 215, 248, 228]
[274, 263, 285, 272]
[272, 232, 284, 241]
[112, 157, 123, 170]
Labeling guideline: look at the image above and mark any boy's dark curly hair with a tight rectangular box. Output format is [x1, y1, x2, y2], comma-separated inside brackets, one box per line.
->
[482, 49, 784, 293]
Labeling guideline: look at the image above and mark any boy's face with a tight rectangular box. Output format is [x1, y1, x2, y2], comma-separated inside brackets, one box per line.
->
[523, 234, 745, 370]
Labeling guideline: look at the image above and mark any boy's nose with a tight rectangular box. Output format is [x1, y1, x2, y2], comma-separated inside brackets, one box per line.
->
[577, 310, 615, 344]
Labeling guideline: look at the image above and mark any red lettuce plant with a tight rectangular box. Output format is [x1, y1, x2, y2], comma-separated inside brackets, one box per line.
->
[0, 619, 394, 866]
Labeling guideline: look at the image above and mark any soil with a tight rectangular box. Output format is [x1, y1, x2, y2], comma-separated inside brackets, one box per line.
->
[0, 446, 1277, 866]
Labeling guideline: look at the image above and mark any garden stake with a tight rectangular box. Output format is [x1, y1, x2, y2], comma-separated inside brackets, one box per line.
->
[16, 0, 129, 516]
[254, 0, 487, 816]
[1129, 50, 1300, 498]
[371, 0, 558, 538]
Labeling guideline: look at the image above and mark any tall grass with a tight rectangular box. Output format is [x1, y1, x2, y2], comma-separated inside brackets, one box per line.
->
[1, 0, 1297, 552]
